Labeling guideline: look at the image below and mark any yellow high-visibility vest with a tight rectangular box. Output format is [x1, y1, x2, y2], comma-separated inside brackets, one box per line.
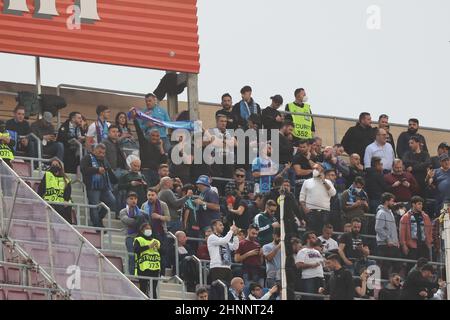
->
[0, 132, 14, 160]
[43, 171, 69, 203]
[287, 103, 313, 139]
[134, 237, 161, 275]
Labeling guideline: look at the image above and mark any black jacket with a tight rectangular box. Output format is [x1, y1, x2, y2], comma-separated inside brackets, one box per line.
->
[401, 270, 439, 300]
[397, 131, 428, 159]
[341, 123, 375, 160]
[215, 109, 238, 130]
[57, 120, 82, 147]
[365, 168, 388, 200]
[278, 133, 294, 164]
[261, 106, 282, 131]
[133, 119, 168, 171]
[232, 99, 261, 129]
[103, 137, 127, 171]
[378, 286, 401, 300]
[6, 119, 31, 136]
[80, 153, 118, 190]
[325, 267, 355, 300]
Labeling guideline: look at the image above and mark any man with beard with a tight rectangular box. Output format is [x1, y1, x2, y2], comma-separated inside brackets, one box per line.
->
[292, 139, 317, 200]
[396, 118, 428, 159]
[402, 136, 431, 196]
[378, 273, 402, 300]
[384, 159, 420, 203]
[216, 93, 238, 130]
[375, 193, 401, 280]
[341, 112, 375, 160]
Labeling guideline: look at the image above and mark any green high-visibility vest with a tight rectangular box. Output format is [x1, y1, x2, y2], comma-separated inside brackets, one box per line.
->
[287, 103, 313, 139]
[0, 132, 14, 160]
[134, 237, 161, 275]
[43, 171, 69, 203]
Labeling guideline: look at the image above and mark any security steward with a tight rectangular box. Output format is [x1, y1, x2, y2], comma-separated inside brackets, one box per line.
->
[285, 88, 315, 140]
[134, 222, 161, 299]
[38, 159, 73, 223]
[0, 120, 15, 167]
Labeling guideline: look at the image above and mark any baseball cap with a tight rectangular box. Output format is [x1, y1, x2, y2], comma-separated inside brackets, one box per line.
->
[195, 175, 211, 188]
[439, 153, 449, 162]
[438, 142, 449, 150]
[270, 95, 283, 105]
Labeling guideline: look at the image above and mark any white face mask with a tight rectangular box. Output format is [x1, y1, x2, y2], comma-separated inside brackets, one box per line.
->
[313, 169, 320, 178]
[397, 209, 406, 216]
[355, 188, 363, 193]
[302, 96, 309, 103]
[144, 229, 152, 237]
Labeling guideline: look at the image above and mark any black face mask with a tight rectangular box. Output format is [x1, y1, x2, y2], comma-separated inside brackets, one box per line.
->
[50, 165, 61, 175]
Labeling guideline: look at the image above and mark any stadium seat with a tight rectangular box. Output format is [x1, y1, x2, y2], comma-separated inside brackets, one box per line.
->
[54, 249, 76, 268]
[78, 253, 100, 272]
[30, 247, 51, 267]
[9, 222, 34, 242]
[0, 266, 5, 283]
[7, 290, 29, 300]
[28, 269, 47, 287]
[34, 225, 56, 244]
[29, 291, 47, 300]
[11, 161, 32, 177]
[0, 289, 5, 300]
[104, 255, 124, 273]
[6, 267, 21, 285]
[80, 230, 102, 249]
[56, 228, 82, 246]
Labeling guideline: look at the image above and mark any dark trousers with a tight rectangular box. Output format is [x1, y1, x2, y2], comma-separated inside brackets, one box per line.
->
[301, 277, 324, 300]
[138, 269, 160, 299]
[87, 189, 116, 228]
[210, 267, 232, 286]
[43, 141, 64, 161]
[377, 245, 401, 280]
[306, 210, 329, 235]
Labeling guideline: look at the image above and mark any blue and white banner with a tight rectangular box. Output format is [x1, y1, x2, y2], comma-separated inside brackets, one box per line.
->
[128, 109, 195, 131]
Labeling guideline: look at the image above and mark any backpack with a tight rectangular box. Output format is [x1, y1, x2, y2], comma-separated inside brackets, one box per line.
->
[16, 91, 40, 117]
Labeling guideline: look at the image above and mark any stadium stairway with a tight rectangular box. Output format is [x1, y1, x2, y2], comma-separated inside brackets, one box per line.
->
[1, 159, 148, 300]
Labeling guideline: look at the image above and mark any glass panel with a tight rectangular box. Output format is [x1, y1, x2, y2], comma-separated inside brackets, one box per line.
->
[0, 161, 146, 300]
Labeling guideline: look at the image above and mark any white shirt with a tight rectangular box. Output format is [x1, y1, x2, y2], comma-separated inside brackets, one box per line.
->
[295, 247, 324, 279]
[318, 236, 339, 253]
[207, 231, 240, 269]
[364, 141, 395, 171]
[299, 178, 336, 211]
[87, 120, 111, 145]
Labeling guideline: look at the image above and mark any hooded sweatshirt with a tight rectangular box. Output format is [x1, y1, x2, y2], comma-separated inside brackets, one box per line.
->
[375, 205, 399, 246]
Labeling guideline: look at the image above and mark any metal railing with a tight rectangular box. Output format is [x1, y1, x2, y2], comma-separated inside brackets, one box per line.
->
[191, 255, 203, 287]
[0, 160, 147, 300]
[212, 279, 228, 301]
[14, 155, 61, 178]
[167, 231, 179, 277]
[0, 283, 55, 300]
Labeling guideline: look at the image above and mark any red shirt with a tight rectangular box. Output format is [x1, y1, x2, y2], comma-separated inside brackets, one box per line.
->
[236, 239, 261, 267]
[384, 172, 420, 202]
[196, 244, 210, 260]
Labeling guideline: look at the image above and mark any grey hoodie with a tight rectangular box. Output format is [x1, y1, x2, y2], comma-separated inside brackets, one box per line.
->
[375, 204, 399, 246]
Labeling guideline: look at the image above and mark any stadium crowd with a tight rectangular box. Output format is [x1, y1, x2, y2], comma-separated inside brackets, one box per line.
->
[1, 85, 450, 300]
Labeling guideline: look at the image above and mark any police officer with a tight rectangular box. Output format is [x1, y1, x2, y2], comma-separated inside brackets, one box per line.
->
[285, 88, 315, 140]
[38, 159, 73, 223]
[0, 119, 15, 167]
[134, 222, 161, 299]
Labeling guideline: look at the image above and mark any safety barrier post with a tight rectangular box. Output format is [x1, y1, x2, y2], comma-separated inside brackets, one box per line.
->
[192, 255, 203, 287]
[167, 232, 179, 276]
